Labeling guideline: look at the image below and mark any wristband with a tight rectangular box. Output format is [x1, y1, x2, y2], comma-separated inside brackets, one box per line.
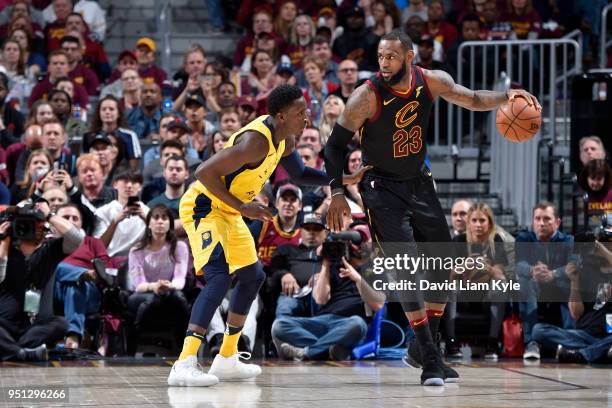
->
[46, 212, 56, 222]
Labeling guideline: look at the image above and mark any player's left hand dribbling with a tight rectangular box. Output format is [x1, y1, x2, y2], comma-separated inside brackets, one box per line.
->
[240, 202, 273, 222]
[507, 89, 541, 111]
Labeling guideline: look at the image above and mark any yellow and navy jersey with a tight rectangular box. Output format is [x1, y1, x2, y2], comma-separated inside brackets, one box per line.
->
[360, 65, 434, 179]
[182, 115, 285, 220]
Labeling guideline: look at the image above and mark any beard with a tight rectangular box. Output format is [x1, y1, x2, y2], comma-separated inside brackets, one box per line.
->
[382, 62, 407, 86]
[168, 180, 184, 189]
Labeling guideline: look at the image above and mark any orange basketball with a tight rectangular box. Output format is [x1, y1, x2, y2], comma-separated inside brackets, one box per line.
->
[496, 96, 541, 142]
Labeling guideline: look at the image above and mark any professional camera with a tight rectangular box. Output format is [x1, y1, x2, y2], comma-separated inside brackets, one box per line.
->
[596, 213, 612, 242]
[322, 231, 362, 262]
[575, 213, 612, 243]
[0, 205, 46, 241]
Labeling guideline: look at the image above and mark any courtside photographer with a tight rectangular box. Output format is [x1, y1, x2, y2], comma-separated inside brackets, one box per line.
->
[531, 215, 612, 363]
[0, 199, 84, 361]
[272, 216, 385, 361]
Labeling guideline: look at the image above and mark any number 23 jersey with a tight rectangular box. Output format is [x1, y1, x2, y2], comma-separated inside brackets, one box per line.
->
[360, 65, 434, 179]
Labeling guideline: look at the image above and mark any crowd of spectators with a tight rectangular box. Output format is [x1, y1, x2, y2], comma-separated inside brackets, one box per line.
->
[0, 0, 610, 363]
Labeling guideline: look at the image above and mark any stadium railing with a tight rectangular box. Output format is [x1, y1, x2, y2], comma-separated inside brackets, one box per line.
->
[155, 0, 172, 77]
[600, 3, 612, 69]
[449, 35, 582, 225]
[456, 33, 582, 147]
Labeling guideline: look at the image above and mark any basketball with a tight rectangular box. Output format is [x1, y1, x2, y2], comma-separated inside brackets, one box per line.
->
[496, 96, 542, 142]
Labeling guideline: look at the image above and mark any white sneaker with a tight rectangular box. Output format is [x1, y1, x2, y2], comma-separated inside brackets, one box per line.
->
[523, 341, 541, 360]
[167, 355, 219, 387]
[208, 352, 262, 380]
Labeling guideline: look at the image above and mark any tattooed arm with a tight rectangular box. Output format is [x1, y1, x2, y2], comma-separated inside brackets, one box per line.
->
[337, 83, 377, 130]
[424, 69, 541, 112]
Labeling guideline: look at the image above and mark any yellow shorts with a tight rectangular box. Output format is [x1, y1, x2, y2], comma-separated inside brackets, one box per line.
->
[180, 192, 257, 275]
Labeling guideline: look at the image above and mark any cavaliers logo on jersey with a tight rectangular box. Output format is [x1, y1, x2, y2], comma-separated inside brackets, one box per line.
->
[395, 101, 420, 129]
[201, 231, 212, 249]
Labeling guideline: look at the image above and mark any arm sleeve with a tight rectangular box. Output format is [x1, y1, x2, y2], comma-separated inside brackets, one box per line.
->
[62, 226, 85, 254]
[280, 150, 330, 186]
[171, 242, 189, 290]
[324, 122, 354, 190]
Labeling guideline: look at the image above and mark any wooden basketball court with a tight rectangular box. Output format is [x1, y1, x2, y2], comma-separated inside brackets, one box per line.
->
[1, 359, 610, 407]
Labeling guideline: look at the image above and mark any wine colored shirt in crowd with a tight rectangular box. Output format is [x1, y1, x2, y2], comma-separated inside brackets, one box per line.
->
[69, 63, 101, 96]
[503, 9, 541, 39]
[61, 236, 112, 269]
[28, 76, 89, 108]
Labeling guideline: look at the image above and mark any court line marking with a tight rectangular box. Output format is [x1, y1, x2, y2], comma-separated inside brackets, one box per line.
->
[500, 367, 590, 390]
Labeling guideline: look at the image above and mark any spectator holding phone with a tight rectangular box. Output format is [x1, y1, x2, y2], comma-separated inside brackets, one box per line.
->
[93, 171, 148, 258]
[30, 167, 75, 207]
[14, 119, 74, 184]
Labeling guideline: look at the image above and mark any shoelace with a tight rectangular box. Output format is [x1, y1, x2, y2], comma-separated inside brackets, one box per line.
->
[186, 358, 207, 375]
[237, 351, 252, 361]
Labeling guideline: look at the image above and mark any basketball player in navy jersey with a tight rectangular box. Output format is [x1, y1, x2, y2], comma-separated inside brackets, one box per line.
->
[324, 29, 540, 386]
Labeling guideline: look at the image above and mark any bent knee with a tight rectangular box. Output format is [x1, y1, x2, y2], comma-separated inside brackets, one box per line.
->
[347, 316, 368, 337]
[271, 318, 291, 338]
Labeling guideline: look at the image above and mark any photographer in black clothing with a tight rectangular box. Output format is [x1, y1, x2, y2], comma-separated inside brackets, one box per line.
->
[271, 215, 385, 361]
[0, 200, 85, 361]
[532, 243, 612, 364]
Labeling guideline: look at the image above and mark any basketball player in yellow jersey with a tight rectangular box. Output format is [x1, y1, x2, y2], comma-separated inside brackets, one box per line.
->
[168, 85, 369, 387]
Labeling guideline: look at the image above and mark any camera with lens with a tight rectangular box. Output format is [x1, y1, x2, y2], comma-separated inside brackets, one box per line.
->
[596, 213, 612, 243]
[322, 231, 362, 263]
[575, 213, 612, 243]
[0, 205, 46, 241]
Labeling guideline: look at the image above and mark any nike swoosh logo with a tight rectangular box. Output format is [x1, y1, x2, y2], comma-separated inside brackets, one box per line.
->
[383, 97, 396, 106]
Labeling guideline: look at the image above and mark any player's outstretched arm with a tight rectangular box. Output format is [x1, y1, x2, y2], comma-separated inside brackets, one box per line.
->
[425, 69, 541, 112]
[194, 131, 273, 221]
[281, 150, 373, 187]
[324, 83, 376, 232]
